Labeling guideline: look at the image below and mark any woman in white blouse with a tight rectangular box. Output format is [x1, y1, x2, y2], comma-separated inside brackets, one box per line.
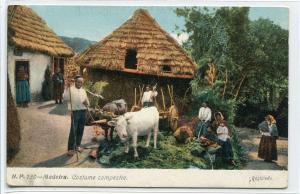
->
[216, 120, 235, 165]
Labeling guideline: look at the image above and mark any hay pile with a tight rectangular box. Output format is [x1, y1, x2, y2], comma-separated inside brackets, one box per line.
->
[78, 9, 196, 78]
[98, 132, 208, 169]
[7, 77, 21, 162]
[8, 5, 74, 57]
[97, 130, 241, 169]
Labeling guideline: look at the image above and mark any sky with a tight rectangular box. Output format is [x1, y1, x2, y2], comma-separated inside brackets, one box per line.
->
[30, 6, 289, 43]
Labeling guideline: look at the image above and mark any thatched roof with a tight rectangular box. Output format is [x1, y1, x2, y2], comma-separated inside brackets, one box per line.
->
[78, 9, 196, 79]
[8, 5, 74, 57]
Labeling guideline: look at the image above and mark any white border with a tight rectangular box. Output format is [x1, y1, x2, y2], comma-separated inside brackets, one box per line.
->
[1, 1, 300, 194]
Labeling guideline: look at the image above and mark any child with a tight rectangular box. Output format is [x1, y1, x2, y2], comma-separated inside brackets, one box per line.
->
[216, 121, 235, 165]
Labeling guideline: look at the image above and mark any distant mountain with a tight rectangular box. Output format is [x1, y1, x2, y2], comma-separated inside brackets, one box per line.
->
[60, 36, 97, 54]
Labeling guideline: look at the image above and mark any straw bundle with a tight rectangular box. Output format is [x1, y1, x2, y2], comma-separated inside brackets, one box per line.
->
[7, 77, 21, 162]
[8, 5, 74, 57]
[78, 9, 196, 79]
[64, 56, 80, 81]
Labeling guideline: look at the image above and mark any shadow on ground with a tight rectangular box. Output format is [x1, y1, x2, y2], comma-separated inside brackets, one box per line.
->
[49, 103, 69, 116]
[38, 102, 57, 109]
[33, 153, 74, 167]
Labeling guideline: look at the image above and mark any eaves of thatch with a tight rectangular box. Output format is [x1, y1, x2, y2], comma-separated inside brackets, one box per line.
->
[8, 5, 74, 57]
[78, 9, 196, 79]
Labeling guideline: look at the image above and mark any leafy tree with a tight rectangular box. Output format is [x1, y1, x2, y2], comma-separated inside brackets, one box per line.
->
[175, 7, 288, 112]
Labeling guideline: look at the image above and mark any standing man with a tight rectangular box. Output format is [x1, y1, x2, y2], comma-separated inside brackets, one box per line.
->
[141, 85, 158, 107]
[52, 67, 65, 104]
[194, 101, 212, 138]
[64, 75, 89, 156]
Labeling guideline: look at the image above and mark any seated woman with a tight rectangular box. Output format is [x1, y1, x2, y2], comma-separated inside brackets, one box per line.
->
[258, 115, 278, 162]
[211, 112, 224, 132]
[216, 120, 235, 165]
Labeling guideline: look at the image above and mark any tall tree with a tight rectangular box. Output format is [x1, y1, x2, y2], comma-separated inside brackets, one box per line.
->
[175, 7, 288, 111]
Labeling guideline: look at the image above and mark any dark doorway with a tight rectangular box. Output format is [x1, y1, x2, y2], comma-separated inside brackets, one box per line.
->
[15, 60, 29, 83]
[54, 57, 65, 74]
[124, 49, 137, 69]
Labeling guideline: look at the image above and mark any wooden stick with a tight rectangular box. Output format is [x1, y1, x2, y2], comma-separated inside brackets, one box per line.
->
[234, 74, 246, 100]
[138, 85, 143, 106]
[171, 85, 175, 106]
[167, 85, 171, 106]
[171, 85, 174, 102]
[167, 85, 174, 106]
[134, 87, 137, 106]
[161, 88, 166, 111]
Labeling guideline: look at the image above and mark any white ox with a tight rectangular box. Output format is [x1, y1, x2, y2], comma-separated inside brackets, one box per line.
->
[108, 106, 159, 158]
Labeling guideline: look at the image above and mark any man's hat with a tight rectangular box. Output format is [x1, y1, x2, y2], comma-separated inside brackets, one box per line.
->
[74, 75, 83, 80]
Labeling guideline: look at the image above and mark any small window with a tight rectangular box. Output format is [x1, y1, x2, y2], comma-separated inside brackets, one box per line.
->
[124, 49, 137, 69]
[84, 58, 91, 64]
[162, 65, 172, 73]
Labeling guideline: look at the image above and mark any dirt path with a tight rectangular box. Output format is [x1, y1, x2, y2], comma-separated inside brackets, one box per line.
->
[237, 127, 288, 170]
[8, 101, 102, 168]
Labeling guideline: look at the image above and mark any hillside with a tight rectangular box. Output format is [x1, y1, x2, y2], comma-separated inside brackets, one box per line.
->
[60, 36, 96, 54]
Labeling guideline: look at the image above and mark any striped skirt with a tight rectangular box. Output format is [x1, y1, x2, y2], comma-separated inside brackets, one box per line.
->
[16, 80, 31, 104]
[258, 135, 277, 161]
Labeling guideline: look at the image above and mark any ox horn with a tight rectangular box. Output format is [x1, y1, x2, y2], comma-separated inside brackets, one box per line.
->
[107, 120, 117, 127]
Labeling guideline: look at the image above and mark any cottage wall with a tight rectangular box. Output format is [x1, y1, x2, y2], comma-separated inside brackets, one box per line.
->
[87, 68, 192, 113]
[8, 46, 52, 101]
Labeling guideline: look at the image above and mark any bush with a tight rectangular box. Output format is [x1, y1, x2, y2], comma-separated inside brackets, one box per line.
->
[83, 81, 108, 108]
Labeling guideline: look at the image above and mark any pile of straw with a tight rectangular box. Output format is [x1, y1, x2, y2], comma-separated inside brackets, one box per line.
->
[7, 77, 21, 162]
[64, 56, 80, 82]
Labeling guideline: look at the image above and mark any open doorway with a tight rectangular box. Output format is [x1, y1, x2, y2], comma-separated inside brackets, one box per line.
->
[124, 49, 137, 69]
[15, 60, 29, 83]
[15, 60, 30, 105]
[53, 57, 65, 74]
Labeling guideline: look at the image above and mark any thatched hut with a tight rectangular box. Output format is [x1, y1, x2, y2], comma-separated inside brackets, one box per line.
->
[7, 5, 74, 101]
[77, 9, 197, 110]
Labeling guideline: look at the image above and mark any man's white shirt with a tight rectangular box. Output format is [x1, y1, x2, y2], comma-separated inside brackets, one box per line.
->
[198, 107, 212, 122]
[64, 86, 89, 110]
[141, 91, 158, 103]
